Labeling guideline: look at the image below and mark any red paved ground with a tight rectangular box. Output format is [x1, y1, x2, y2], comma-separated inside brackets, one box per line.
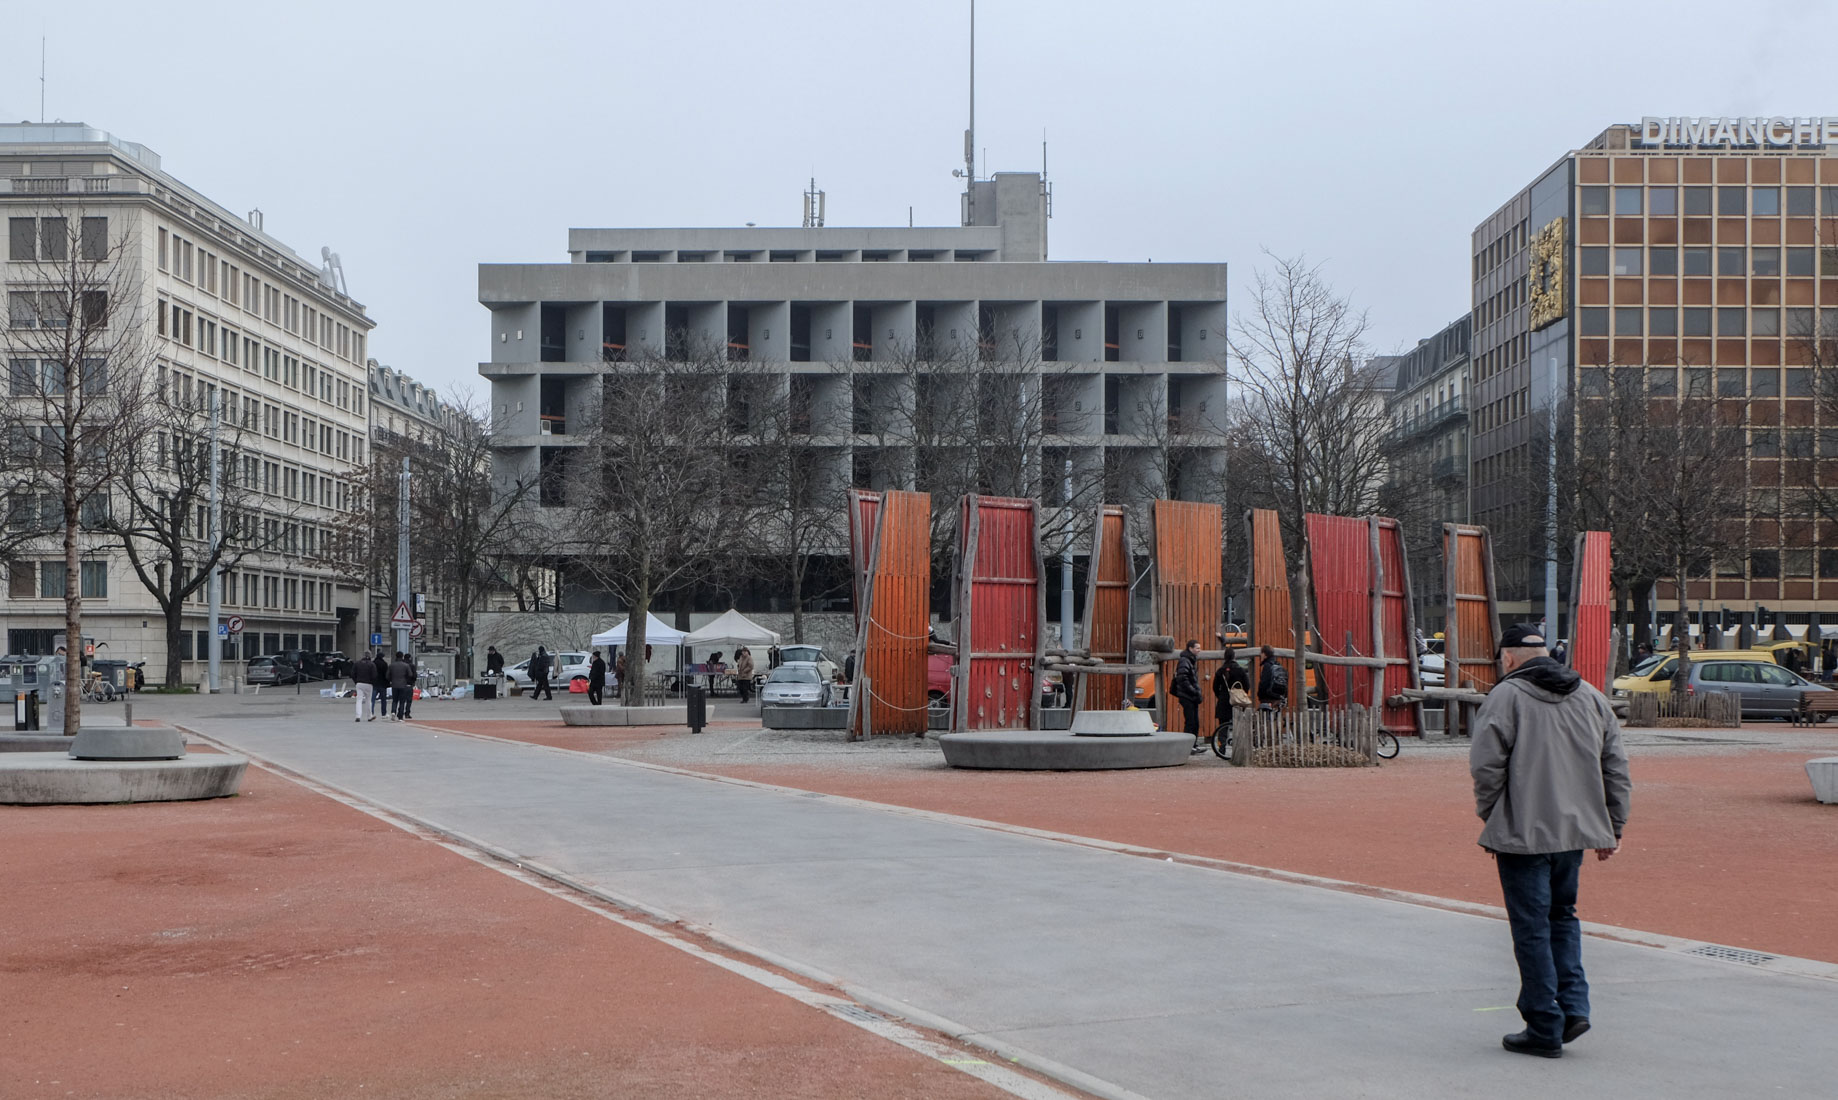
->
[426, 719, 1838, 966]
[1, 760, 1016, 1100]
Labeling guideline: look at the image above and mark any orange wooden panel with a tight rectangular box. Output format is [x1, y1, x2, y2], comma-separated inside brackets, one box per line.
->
[1373, 517, 1423, 734]
[1152, 500, 1222, 733]
[1568, 531, 1614, 693]
[1081, 505, 1132, 710]
[954, 495, 1045, 731]
[1444, 524, 1501, 693]
[1305, 513, 1375, 710]
[852, 489, 931, 736]
[1247, 508, 1295, 702]
[848, 488, 881, 618]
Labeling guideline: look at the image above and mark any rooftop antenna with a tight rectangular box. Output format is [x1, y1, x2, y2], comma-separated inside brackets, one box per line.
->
[40, 37, 46, 123]
[952, 1, 976, 224]
[802, 177, 825, 228]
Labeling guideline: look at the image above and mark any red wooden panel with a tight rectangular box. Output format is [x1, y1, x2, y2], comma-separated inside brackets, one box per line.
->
[1445, 524, 1501, 693]
[1568, 531, 1614, 693]
[1305, 513, 1375, 711]
[1373, 517, 1423, 734]
[954, 496, 1045, 731]
[1247, 508, 1295, 704]
[1153, 500, 1222, 733]
[851, 489, 930, 736]
[1082, 505, 1131, 710]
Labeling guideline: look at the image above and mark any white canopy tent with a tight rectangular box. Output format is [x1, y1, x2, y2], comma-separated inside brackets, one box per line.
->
[590, 612, 688, 648]
[682, 609, 781, 649]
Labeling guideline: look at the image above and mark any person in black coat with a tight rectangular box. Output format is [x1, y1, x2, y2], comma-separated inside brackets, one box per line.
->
[486, 646, 504, 678]
[587, 650, 607, 706]
[390, 652, 414, 720]
[1212, 646, 1252, 734]
[371, 649, 392, 720]
[1256, 644, 1289, 709]
[352, 652, 376, 723]
[1170, 639, 1203, 745]
[528, 646, 553, 701]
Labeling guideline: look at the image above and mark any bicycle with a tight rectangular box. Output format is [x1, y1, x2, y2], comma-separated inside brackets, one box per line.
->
[1209, 720, 1234, 760]
[1375, 730, 1400, 760]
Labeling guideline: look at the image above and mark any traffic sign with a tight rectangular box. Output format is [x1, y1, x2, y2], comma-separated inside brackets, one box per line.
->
[226, 615, 244, 635]
[370, 633, 384, 647]
[409, 620, 426, 640]
[217, 624, 229, 637]
[389, 600, 414, 628]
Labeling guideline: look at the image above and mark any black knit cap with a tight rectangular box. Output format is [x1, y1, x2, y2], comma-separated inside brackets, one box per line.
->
[1496, 623, 1547, 655]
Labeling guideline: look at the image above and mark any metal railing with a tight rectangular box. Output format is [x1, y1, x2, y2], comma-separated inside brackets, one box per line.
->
[1388, 394, 1468, 443]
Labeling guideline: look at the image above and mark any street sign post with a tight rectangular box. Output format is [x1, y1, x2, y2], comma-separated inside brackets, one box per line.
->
[370, 633, 384, 647]
[217, 624, 228, 637]
[390, 601, 415, 629]
[226, 615, 244, 635]
[409, 620, 426, 640]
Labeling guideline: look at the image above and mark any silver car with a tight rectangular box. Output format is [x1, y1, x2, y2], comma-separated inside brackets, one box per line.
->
[1687, 658, 1831, 720]
[760, 663, 829, 707]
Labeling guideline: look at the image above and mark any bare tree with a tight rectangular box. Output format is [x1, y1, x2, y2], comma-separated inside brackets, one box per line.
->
[1, 204, 153, 731]
[1228, 254, 1380, 698]
[740, 371, 850, 643]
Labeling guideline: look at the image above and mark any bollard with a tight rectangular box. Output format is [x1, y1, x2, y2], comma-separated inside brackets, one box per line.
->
[124, 700, 133, 728]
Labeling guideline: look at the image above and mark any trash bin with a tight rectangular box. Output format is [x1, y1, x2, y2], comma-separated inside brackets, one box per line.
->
[15, 691, 38, 731]
[685, 685, 707, 733]
[475, 680, 496, 701]
[124, 667, 137, 691]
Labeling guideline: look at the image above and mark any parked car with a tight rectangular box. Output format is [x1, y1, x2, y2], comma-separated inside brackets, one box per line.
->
[777, 644, 840, 683]
[1418, 650, 1445, 688]
[504, 651, 590, 688]
[316, 651, 350, 679]
[1671, 657, 1832, 720]
[1612, 647, 1794, 698]
[760, 663, 829, 707]
[245, 655, 312, 686]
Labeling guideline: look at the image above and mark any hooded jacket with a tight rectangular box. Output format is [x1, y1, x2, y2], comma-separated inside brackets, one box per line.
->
[1469, 657, 1631, 854]
[1171, 650, 1202, 703]
[353, 655, 376, 686]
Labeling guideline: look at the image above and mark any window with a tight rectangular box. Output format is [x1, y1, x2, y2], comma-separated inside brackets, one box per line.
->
[1578, 247, 1609, 276]
[1750, 550, 1780, 579]
[1784, 427, 1814, 457]
[1650, 247, 1678, 276]
[1649, 367, 1677, 396]
[1718, 187, 1746, 215]
[1753, 187, 1780, 216]
[80, 217, 106, 261]
[1613, 248, 1643, 276]
[1614, 187, 1642, 215]
[1788, 186, 1816, 216]
[1786, 368, 1814, 397]
[1718, 368, 1746, 397]
[8, 217, 33, 260]
[1752, 428, 1780, 457]
[1683, 248, 1712, 276]
[1822, 549, 1838, 578]
[1787, 308, 1814, 338]
[1579, 308, 1608, 337]
[1579, 186, 1609, 215]
[1682, 308, 1713, 336]
[7, 561, 31, 599]
[1787, 247, 1815, 277]
[1650, 187, 1677, 216]
[1649, 308, 1677, 335]
[80, 358, 107, 395]
[1615, 308, 1643, 336]
[9, 358, 32, 395]
[1684, 187, 1712, 215]
[39, 217, 67, 261]
[79, 561, 107, 598]
[1752, 308, 1780, 336]
[1752, 368, 1780, 397]
[1752, 248, 1780, 277]
[9, 290, 39, 327]
[1825, 247, 1838, 277]
[39, 561, 65, 599]
[1718, 247, 1746, 276]
[1717, 308, 1746, 336]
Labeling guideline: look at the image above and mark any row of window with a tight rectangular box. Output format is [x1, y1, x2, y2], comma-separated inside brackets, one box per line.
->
[5, 560, 108, 599]
[157, 226, 365, 365]
[8, 357, 106, 397]
[1473, 333, 1527, 383]
[177, 632, 339, 662]
[156, 363, 366, 469]
[1475, 222, 1527, 278]
[1581, 245, 1838, 278]
[7, 216, 107, 263]
[1577, 306, 1828, 338]
[7, 288, 106, 329]
[1576, 365, 1828, 402]
[157, 299, 366, 416]
[1579, 185, 1838, 218]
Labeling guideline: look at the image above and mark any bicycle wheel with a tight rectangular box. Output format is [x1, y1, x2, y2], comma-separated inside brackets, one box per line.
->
[1210, 722, 1234, 760]
[1375, 731, 1400, 760]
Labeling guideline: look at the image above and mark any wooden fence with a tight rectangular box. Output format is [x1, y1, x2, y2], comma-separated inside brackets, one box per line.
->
[1230, 705, 1378, 767]
[1625, 690, 1740, 728]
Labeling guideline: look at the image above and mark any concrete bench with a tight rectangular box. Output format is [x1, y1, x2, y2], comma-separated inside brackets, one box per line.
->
[558, 706, 686, 727]
[1808, 757, 1838, 804]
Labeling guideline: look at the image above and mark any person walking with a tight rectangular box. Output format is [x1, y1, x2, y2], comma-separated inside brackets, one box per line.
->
[370, 649, 391, 720]
[528, 646, 553, 702]
[587, 650, 607, 706]
[1211, 645, 1252, 741]
[1470, 623, 1631, 1059]
[402, 655, 418, 719]
[352, 651, 376, 722]
[1170, 639, 1203, 750]
[734, 646, 756, 704]
[390, 652, 415, 721]
[1256, 644, 1289, 710]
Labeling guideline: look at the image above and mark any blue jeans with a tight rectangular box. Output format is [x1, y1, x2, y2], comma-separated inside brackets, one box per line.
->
[372, 686, 389, 716]
[1496, 850, 1589, 1044]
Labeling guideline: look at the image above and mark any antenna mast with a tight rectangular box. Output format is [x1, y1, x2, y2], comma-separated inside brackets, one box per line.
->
[41, 37, 47, 123]
[965, 0, 975, 187]
[802, 177, 826, 228]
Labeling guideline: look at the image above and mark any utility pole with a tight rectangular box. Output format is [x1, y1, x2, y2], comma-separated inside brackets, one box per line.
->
[395, 457, 411, 656]
[207, 389, 222, 693]
[1543, 356, 1560, 642]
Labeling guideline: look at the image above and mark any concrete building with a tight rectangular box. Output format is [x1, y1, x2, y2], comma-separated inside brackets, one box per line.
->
[1, 123, 375, 678]
[478, 171, 1229, 613]
[365, 359, 465, 650]
[1472, 119, 1838, 628]
[1381, 315, 1472, 633]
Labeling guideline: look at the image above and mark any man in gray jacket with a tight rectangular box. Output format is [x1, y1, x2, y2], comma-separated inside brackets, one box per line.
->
[1470, 623, 1631, 1059]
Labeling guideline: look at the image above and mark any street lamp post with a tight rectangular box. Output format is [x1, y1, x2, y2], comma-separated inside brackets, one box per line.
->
[1543, 356, 1560, 643]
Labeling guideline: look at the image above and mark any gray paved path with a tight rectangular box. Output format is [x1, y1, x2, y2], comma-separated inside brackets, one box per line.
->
[187, 712, 1836, 1099]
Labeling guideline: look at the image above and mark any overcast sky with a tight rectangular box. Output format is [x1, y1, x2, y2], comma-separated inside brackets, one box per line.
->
[4, 0, 1835, 396]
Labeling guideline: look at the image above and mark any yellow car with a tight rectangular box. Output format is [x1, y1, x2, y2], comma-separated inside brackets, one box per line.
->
[1611, 641, 1812, 698]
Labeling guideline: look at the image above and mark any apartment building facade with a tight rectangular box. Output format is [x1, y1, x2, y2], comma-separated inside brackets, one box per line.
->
[1472, 119, 1838, 625]
[1, 123, 375, 678]
[1381, 314, 1472, 633]
[479, 172, 1230, 613]
[366, 358, 464, 650]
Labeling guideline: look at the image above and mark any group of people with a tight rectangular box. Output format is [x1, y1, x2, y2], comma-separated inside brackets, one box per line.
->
[351, 650, 420, 722]
[483, 643, 757, 706]
[1166, 640, 1291, 752]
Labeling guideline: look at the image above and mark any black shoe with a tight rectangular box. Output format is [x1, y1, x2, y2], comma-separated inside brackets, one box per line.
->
[1562, 1017, 1591, 1043]
[1502, 1031, 1563, 1058]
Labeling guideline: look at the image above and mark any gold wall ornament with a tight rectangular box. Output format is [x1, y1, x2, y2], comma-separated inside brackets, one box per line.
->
[1528, 217, 1567, 331]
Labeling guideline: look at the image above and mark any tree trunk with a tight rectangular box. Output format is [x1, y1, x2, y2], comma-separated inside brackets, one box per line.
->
[63, 497, 83, 735]
[623, 584, 650, 708]
[789, 551, 806, 644]
[163, 596, 186, 689]
[1670, 554, 1691, 696]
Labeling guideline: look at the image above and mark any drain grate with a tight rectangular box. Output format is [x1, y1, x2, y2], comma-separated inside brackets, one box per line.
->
[1686, 944, 1777, 966]
[831, 1004, 885, 1024]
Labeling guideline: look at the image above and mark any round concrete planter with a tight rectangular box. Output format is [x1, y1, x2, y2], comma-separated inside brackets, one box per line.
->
[0, 753, 247, 804]
[69, 726, 186, 760]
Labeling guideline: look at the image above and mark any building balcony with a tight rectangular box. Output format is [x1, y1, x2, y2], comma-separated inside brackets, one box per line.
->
[1388, 394, 1467, 445]
[1431, 453, 1468, 483]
